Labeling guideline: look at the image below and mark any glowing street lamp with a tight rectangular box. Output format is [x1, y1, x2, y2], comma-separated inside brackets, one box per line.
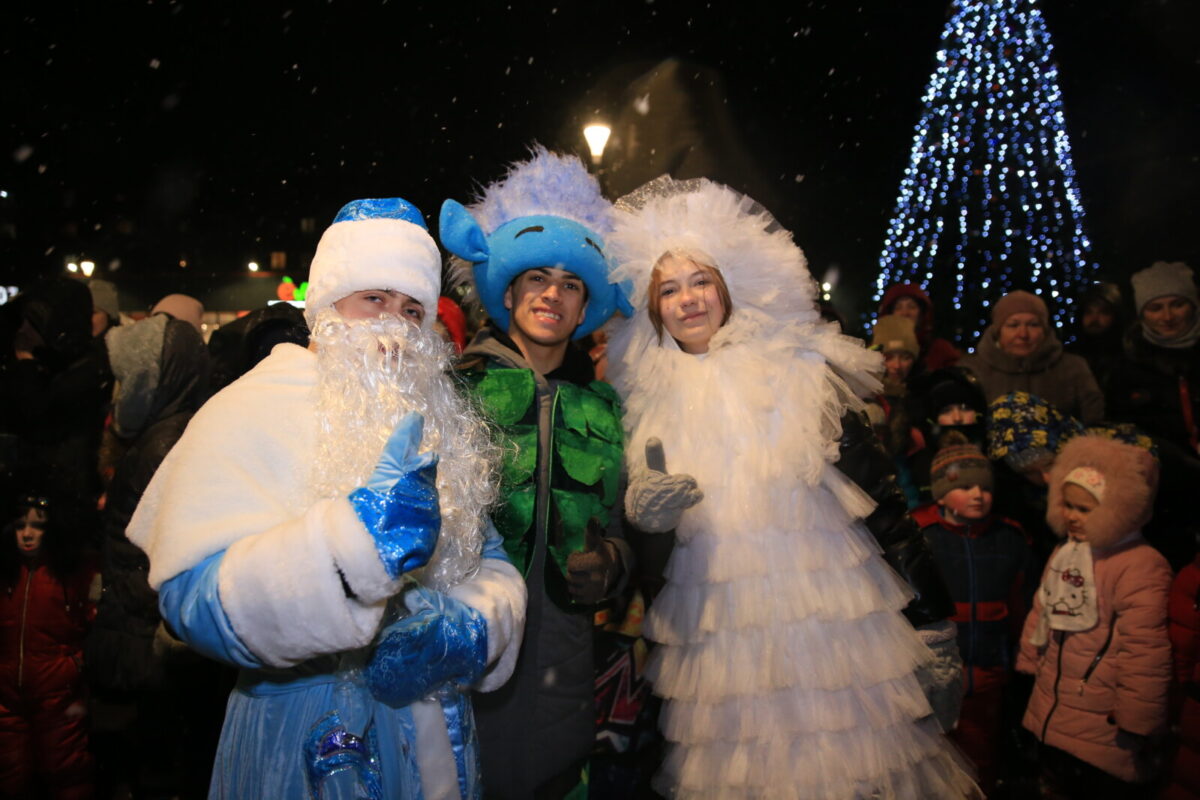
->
[583, 123, 611, 165]
[248, 261, 260, 272]
[67, 262, 79, 273]
[80, 260, 95, 277]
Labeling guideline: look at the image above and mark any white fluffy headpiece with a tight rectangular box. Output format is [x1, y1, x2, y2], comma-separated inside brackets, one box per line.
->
[608, 176, 819, 324]
[605, 176, 881, 410]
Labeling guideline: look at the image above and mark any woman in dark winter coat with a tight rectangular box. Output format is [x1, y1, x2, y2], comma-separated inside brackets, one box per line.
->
[960, 290, 1104, 423]
[0, 495, 98, 799]
[1106, 261, 1200, 455]
[1106, 261, 1200, 570]
[878, 283, 961, 373]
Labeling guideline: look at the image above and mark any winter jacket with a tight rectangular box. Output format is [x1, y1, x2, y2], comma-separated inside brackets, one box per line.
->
[206, 301, 308, 396]
[1064, 282, 1127, 391]
[1164, 556, 1200, 800]
[87, 315, 210, 692]
[1106, 325, 1200, 456]
[0, 278, 113, 508]
[0, 560, 97, 796]
[836, 411, 954, 627]
[460, 325, 633, 798]
[878, 283, 961, 372]
[960, 323, 1105, 423]
[1017, 536, 1172, 782]
[1105, 328, 1200, 569]
[916, 506, 1034, 679]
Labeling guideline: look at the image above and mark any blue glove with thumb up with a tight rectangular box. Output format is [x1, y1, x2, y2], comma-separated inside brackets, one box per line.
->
[348, 412, 440, 580]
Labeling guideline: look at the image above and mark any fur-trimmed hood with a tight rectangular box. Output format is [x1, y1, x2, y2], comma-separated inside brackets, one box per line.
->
[1046, 435, 1159, 549]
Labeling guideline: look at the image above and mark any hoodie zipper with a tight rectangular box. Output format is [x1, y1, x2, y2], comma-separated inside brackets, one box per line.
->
[17, 568, 33, 688]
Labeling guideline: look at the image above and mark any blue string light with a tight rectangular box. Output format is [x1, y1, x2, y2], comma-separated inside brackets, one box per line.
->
[874, 0, 1097, 342]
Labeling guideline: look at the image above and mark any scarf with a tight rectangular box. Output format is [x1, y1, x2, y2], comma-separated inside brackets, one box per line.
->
[1142, 314, 1200, 350]
[1030, 539, 1098, 647]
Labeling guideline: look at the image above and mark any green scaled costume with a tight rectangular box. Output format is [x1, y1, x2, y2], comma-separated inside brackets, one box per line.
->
[461, 358, 624, 610]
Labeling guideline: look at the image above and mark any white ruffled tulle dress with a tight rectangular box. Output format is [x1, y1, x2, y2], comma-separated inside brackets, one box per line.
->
[609, 312, 977, 799]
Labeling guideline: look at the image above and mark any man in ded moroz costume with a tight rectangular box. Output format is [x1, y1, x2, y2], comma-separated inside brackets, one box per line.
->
[605, 177, 976, 798]
[439, 148, 637, 797]
[126, 198, 527, 798]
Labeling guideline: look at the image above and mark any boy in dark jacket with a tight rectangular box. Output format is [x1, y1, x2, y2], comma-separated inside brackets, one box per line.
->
[916, 433, 1035, 793]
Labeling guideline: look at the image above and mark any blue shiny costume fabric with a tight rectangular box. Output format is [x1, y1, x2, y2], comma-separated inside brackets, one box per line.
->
[366, 589, 489, 708]
[157, 524, 513, 799]
[349, 413, 442, 581]
[349, 463, 440, 581]
[303, 712, 384, 799]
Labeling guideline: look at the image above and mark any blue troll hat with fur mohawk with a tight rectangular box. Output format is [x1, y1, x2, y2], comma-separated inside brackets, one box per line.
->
[438, 146, 633, 339]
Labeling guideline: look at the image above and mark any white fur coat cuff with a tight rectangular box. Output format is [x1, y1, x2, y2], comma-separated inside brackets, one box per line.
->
[322, 497, 405, 605]
[447, 557, 526, 691]
[218, 497, 393, 667]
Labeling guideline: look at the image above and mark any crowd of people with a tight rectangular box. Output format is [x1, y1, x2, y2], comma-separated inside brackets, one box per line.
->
[0, 146, 1197, 799]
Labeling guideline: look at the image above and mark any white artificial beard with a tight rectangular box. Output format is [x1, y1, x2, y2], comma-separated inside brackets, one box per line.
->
[309, 308, 498, 590]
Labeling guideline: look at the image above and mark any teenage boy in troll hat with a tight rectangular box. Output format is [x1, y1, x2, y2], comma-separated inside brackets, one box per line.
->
[442, 148, 682, 799]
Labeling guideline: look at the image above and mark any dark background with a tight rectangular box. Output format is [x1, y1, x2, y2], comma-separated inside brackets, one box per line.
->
[1, 0, 1196, 333]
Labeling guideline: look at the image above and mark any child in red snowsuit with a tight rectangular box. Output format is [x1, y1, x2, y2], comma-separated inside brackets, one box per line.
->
[0, 496, 98, 799]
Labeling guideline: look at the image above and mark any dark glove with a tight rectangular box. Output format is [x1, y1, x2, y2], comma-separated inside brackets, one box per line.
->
[625, 438, 704, 533]
[347, 412, 440, 579]
[365, 588, 489, 708]
[566, 524, 621, 605]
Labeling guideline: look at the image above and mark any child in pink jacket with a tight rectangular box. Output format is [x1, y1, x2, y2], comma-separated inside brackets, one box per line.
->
[1017, 435, 1172, 798]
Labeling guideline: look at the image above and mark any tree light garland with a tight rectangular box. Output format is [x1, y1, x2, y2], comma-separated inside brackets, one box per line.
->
[875, 0, 1097, 344]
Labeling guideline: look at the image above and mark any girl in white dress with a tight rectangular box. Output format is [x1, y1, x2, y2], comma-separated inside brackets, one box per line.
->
[606, 177, 978, 799]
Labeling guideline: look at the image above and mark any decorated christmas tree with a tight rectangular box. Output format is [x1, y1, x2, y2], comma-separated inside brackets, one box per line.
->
[875, 0, 1097, 343]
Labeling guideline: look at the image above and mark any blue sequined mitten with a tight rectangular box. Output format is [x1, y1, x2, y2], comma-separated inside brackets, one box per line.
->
[365, 588, 489, 708]
[348, 413, 440, 579]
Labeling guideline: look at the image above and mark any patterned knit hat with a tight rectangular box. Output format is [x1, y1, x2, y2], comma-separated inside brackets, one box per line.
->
[986, 391, 1084, 471]
[931, 431, 993, 500]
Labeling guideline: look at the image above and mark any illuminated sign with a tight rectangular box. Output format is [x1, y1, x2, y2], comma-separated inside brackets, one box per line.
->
[276, 276, 309, 302]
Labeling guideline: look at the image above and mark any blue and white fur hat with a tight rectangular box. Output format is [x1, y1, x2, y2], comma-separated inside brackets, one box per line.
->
[305, 198, 441, 329]
[438, 146, 633, 339]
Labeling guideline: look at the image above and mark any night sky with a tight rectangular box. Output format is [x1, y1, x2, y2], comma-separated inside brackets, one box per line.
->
[2, 0, 1196, 329]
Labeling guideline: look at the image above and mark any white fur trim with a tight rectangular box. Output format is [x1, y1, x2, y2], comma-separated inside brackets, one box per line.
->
[323, 497, 403, 605]
[128, 344, 319, 590]
[218, 497, 390, 667]
[305, 217, 441, 327]
[448, 557, 526, 692]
